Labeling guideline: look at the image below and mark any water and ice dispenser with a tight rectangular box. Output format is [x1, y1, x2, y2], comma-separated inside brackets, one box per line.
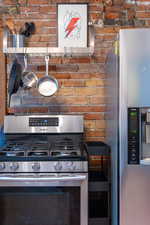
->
[128, 108, 150, 165]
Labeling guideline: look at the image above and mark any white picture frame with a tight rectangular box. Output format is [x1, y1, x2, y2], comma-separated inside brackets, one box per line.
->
[58, 3, 88, 48]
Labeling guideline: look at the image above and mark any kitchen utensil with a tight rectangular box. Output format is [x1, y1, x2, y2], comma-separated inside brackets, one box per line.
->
[6, 20, 25, 47]
[22, 55, 38, 88]
[6, 19, 16, 34]
[26, 22, 35, 37]
[37, 56, 58, 97]
[8, 58, 23, 106]
[20, 22, 36, 37]
[0, 126, 5, 147]
[19, 22, 27, 35]
[12, 34, 24, 48]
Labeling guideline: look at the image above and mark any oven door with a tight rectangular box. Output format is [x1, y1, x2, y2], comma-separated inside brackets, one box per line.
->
[0, 173, 88, 225]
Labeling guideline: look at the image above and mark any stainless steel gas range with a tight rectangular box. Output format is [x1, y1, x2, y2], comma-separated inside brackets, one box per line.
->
[0, 115, 88, 225]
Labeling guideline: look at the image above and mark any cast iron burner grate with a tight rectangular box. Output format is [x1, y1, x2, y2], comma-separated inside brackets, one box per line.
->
[54, 137, 78, 151]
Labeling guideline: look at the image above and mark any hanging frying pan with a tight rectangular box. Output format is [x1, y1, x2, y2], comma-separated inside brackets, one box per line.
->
[37, 56, 58, 97]
[8, 58, 23, 106]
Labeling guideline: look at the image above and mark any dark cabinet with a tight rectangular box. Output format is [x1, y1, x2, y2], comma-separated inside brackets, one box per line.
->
[86, 142, 111, 225]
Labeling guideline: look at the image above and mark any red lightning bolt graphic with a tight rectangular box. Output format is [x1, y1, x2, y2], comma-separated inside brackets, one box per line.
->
[65, 17, 80, 38]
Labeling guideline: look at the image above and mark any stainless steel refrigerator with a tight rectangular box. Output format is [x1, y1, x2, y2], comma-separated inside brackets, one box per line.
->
[106, 28, 150, 225]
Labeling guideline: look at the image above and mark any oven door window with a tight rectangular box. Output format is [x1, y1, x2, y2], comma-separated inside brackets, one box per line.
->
[0, 187, 80, 225]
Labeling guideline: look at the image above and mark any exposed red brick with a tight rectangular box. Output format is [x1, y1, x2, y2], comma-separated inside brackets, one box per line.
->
[20, 6, 40, 14]
[54, 73, 71, 79]
[4, 0, 15, 5]
[89, 5, 103, 12]
[96, 34, 116, 41]
[105, 12, 120, 19]
[95, 120, 106, 129]
[62, 57, 91, 64]
[89, 0, 103, 2]
[105, 5, 123, 12]
[66, 106, 106, 112]
[75, 87, 105, 96]
[14, 14, 56, 20]
[39, 6, 56, 14]
[35, 21, 56, 28]
[85, 130, 105, 137]
[85, 79, 105, 87]
[90, 13, 103, 20]
[60, 80, 85, 87]
[28, 0, 49, 5]
[27, 41, 56, 47]
[84, 120, 96, 129]
[93, 56, 106, 63]
[89, 96, 106, 104]
[135, 5, 150, 10]
[85, 137, 106, 142]
[8, 107, 49, 114]
[95, 27, 117, 34]
[29, 34, 56, 42]
[65, 97, 89, 105]
[56, 88, 75, 96]
[84, 113, 105, 120]
[136, 12, 150, 18]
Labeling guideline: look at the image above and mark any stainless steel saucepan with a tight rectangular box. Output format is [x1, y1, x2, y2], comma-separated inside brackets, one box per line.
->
[22, 55, 38, 88]
[37, 56, 58, 96]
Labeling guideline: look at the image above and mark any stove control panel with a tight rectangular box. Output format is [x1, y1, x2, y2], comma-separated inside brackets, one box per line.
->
[29, 118, 59, 127]
[0, 161, 88, 173]
[4, 115, 83, 133]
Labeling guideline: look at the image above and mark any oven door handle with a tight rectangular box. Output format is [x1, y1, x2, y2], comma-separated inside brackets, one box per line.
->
[0, 174, 87, 183]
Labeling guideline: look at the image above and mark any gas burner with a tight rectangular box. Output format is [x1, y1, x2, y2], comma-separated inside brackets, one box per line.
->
[0, 151, 25, 157]
[28, 151, 48, 157]
[51, 151, 78, 156]
[55, 145, 76, 151]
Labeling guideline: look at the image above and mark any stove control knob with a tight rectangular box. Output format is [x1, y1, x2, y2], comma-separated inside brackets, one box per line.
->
[66, 162, 73, 167]
[0, 163, 5, 171]
[54, 162, 62, 171]
[70, 163, 76, 171]
[32, 163, 40, 171]
[66, 162, 73, 170]
[65, 162, 76, 171]
[10, 162, 19, 171]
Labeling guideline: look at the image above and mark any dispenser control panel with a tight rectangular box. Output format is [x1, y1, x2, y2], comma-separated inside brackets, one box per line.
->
[128, 108, 139, 164]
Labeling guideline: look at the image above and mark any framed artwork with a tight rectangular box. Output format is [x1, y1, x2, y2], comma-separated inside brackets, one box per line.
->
[57, 3, 88, 48]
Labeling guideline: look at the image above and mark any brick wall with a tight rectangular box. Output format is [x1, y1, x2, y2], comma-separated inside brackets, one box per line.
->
[0, 18, 6, 125]
[1, 0, 150, 141]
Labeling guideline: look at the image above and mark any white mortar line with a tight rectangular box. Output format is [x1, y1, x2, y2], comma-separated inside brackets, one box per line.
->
[126, 0, 150, 5]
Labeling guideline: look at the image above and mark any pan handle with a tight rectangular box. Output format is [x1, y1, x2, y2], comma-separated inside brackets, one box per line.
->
[45, 55, 49, 76]
[23, 54, 28, 72]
